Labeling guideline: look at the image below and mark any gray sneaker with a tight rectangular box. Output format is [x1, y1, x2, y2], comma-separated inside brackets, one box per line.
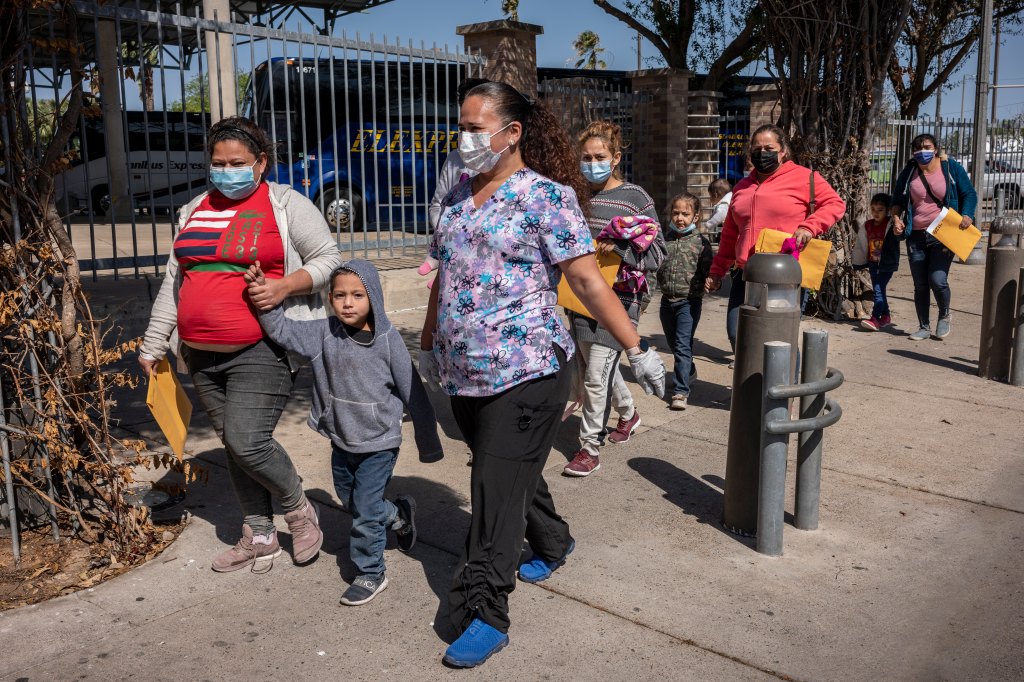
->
[934, 317, 951, 339]
[341, 574, 389, 606]
[908, 326, 931, 341]
[211, 524, 281, 574]
[393, 495, 417, 553]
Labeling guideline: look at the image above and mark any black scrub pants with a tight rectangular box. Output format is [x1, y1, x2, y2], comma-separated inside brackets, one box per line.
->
[447, 351, 574, 635]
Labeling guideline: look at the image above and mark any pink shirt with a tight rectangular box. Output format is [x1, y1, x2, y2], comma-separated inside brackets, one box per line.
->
[909, 169, 947, 231]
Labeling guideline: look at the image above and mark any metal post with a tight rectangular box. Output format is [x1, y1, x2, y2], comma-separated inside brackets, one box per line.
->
[1011, 267, 1024, 387]
[0, 373, 19, 564]
[979, 214, 1024, 381]
[970, 0, 994, 212]
[795, 330, 828, 530]
[757, 341, 791, 557]
[992, 17, 1001, 124]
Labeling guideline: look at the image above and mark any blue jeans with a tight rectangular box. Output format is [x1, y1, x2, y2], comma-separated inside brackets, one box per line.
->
[906, 231, 953, 327]
[186, 339, 303, 537]
[659, 296, 702, 397]
[867, 263, 893, 319]
[331, 445, 400, 578]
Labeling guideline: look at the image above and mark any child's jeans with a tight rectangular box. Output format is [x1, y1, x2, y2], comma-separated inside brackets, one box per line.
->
[659, 296, 703, 398]
[331, 445, 400, 578]
[868, 262, 893, 319]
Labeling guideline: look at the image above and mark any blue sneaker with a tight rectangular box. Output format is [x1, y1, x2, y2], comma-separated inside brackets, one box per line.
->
[517, 539, 575, 583]
[443, 618, 509, 667]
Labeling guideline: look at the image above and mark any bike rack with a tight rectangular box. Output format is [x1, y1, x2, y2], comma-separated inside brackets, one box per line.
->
[757, 330, 844, 556]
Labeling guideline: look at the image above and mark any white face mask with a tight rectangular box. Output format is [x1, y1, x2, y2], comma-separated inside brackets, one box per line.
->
[458, 122, 512, 174]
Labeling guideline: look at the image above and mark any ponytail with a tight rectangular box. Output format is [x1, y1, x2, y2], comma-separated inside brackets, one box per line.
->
[465, 81, 591, 208]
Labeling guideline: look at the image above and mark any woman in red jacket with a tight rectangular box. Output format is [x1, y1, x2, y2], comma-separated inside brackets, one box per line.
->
[704, 125, 846, 353]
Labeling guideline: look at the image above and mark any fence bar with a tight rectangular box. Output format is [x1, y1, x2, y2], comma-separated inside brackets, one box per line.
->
[0, 385, 19, 564]
[1011, 267, 1024, 387]
[757, 341, 791, 557]
[795, 330, 828, 530]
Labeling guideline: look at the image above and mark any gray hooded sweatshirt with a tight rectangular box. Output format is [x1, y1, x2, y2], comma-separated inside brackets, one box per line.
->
[258, 259, 443, 462]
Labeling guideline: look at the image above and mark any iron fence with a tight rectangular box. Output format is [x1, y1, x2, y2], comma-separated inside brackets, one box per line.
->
[23, 0, 485, 278]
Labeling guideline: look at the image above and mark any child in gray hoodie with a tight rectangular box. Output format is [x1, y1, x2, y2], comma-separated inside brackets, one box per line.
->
[247, 258, 443, 606]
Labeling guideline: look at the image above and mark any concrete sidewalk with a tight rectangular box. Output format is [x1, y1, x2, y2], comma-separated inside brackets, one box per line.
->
[3, 258, 1023, 681]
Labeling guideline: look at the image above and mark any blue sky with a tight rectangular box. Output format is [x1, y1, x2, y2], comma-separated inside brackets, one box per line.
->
[328, 0, 1024, 120]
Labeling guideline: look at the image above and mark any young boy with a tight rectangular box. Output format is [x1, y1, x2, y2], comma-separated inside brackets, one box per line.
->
[704, 178, 733, 241]
[247, 259, 443, 605]
[853, 193, 900, 331]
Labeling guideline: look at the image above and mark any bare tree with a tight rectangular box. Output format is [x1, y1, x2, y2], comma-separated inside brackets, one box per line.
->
[889, 0, 1024, 118]
[762, 0, 913, 317]
[593, 0, 763, 92]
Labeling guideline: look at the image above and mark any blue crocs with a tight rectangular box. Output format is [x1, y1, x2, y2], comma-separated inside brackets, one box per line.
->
[443, 617, 509, 667]
[517, 539, 575, 583]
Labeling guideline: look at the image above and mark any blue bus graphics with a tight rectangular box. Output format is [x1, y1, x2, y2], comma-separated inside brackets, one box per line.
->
[244, 57, 463, 232]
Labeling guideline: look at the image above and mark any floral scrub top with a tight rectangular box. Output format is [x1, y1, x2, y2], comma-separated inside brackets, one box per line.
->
[430, 167, 595, 397]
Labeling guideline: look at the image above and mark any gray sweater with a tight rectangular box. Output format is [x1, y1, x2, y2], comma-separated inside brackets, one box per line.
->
[259, 259, 443, 461]
[570, 182, 666, 350]
[141, 182, 343, 372]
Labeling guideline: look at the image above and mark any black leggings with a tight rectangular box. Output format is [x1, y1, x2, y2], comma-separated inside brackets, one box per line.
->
[447, 350, 573, 634]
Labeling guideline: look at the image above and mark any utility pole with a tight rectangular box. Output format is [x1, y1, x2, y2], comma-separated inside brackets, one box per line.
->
[970, 0, 993, 216]
[636, 31, 641, 71]
[935, 42, 944, 136]
[992, 16, 1002, 124]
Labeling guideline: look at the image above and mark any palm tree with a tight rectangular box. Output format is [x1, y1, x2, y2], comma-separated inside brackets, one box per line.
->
[502, 0, 519, 21]
[572, 31, 606, 70]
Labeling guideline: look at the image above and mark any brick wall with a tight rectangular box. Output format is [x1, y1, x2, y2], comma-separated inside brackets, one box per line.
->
[747, 84, 781, 131]
[630, 68, 693, 219]
[456, 20, 543, 98]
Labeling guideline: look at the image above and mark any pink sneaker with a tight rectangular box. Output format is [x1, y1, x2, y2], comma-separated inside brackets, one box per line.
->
[284, 500, 323, 564]
[607, 409, 641, 444]
[880, 315, 892, 328]
[563, 450, 600, 477]
[212, 524, 281, 574]
[861, 317, 882, 331]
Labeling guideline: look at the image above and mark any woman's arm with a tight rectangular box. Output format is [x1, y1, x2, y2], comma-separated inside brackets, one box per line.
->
[420, 274, 440, 351]
[139, 254, 181, 376]
[796, 171, 847, 240]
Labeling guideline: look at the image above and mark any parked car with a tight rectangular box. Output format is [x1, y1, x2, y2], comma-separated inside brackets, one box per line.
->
[961, 154, 1024, 208]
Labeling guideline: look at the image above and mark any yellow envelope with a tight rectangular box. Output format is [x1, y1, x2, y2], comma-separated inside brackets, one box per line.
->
[926, 207, 982, 261]
[146, 357, 192, 459]
[557, 251, 622, 318]
[755, 228, 832, 290]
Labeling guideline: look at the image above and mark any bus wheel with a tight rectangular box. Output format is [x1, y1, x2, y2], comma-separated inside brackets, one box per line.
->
[91, 185, 111, 217]
[322, 187, 363, 232]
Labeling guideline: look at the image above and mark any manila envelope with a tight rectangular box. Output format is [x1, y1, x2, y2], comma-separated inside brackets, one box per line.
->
[755, 228, 832, 290]
[557, 251, 622, 318]
[926, 207, 982, 261]
[146, 356, 192, 459]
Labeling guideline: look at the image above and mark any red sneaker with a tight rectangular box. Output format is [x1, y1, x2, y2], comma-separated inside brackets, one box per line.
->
[880, 315, 892, 328]
[860, 317, 882, 331]
[563, 450, 600, 477]
[607, 409, 641, 444]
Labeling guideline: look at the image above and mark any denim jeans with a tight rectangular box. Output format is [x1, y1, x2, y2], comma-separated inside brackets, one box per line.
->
[726, 268, 745, 351]
[659, 296, 702, 397]
[331, 445, 400, 578]
[867, 263, 893, 319]
[906, 231, 954, 327]
[186, 339, 303, 536]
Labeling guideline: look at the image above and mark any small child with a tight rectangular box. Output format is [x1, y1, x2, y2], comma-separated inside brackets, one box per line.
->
[247, 259, 443, 605]
[657, 192, 713, 410]
[704, 178, 733, 239]
[853, 192, 900, 331]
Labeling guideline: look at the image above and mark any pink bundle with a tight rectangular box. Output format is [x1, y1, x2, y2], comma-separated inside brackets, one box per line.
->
[598, 215, 660, 294]
[781, 237, 802, 261]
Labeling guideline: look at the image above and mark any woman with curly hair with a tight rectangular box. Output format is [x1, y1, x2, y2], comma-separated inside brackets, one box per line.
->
[418, 81, 665, 667]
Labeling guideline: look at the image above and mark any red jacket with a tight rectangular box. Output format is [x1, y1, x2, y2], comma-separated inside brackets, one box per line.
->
[710, 161, 847, 278]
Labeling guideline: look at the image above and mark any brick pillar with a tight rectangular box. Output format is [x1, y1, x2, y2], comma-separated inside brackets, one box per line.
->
[630, 68, 693, 220]
[687, 90, 723, 222]
[456, 20, 544, 98]
[746, 83, 781, 131]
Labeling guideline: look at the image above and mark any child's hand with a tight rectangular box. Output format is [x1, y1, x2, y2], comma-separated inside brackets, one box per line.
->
[244, 261, 267, 287]
[244, 261, 284, 311]
[596, 239, 617, 256]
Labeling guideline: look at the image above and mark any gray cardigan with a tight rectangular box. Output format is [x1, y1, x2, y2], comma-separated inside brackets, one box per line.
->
[259, 259, 443, 461]
[141, 182, 342, 371]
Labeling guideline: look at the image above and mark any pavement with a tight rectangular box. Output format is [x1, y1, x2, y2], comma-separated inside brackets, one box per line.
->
[2, 255, 1024, 682]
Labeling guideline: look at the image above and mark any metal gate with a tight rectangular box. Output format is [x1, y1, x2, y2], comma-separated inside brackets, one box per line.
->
[24, 1, 485, 278]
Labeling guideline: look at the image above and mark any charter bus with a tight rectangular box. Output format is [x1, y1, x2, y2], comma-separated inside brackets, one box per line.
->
[55, 111, 209, 217]
[242, 57, 464, 232]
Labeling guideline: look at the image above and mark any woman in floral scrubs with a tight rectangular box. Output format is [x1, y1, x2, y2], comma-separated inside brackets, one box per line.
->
[418, 81, 666, 668]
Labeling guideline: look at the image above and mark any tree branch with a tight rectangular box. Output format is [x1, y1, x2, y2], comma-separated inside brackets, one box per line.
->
[593, 0, 674, 67]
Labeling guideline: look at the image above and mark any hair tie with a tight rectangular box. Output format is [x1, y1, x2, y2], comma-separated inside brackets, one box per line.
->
[217, 126, 261, 149]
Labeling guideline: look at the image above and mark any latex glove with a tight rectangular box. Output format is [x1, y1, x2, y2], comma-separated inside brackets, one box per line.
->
[418, 349, 442, 391]
[628, 347, 666, 397]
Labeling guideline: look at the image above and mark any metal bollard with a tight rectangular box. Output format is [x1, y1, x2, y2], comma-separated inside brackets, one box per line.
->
[796, 330, 828, 530]
[1012, 267, 1024, 387]
[979, 214, 1024, 381]
[0, 385, 20, 564]
[757, 342, 792, 557]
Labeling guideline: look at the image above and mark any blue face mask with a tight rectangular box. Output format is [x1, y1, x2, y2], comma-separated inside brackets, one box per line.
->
[210, 161, 260, 200]
[913, 150, 935, 165]
[580, 160, 613, 184]
[670, 222, 698, 235]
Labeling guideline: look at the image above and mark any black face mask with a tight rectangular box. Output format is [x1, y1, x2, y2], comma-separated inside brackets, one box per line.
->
[751, 149, 781, 174]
